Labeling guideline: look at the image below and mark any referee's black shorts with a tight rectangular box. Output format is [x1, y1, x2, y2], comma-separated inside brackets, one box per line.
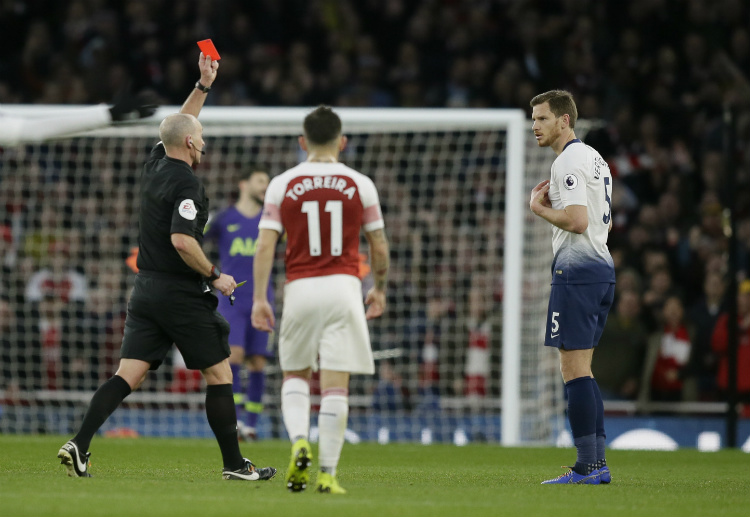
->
[121, 271, 231, 370]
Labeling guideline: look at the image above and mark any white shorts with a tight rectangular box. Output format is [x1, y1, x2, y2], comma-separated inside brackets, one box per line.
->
[279, 274, 375, 375]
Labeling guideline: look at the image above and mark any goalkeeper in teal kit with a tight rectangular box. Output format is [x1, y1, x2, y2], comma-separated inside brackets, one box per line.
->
[204, 167, 273, 441]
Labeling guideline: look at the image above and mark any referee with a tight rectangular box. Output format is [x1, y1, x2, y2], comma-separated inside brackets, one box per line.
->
[57, 53, 276, 481]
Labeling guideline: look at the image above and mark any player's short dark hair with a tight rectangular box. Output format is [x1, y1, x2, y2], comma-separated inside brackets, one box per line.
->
[303, 105, 342, 146]
[530, 90, 578, 128]
[237, 165, 269, 181]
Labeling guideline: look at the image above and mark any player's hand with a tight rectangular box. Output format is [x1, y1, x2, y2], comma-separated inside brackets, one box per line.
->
[365, 287, 386, 320]
[530, 180, 551, 214]
[251, 300, 275, 332]
[199, 52, 219, 87]
[212, 273, 236, 297]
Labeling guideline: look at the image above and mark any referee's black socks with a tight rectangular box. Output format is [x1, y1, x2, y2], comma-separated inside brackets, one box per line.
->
[206, 384, 245, 470]
[74, 375, 132, 453]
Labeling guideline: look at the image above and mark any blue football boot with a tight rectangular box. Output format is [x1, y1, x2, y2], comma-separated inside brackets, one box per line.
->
[595, 465, 611, 484]
[541, 466, 601, 485]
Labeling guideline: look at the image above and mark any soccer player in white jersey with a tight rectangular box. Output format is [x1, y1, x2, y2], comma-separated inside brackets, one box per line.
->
[529, 90, 615, 485]
[251, 106, 389, 494]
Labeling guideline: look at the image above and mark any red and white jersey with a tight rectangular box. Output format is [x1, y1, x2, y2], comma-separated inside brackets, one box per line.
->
[259, 162, 384, 282]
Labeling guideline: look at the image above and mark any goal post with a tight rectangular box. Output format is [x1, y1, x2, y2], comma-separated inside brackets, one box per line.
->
[0, 105, 573, 445]
[501, 110, 526, 446]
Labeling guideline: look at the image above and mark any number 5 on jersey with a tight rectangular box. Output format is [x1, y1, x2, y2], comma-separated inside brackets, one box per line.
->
[602, 177, 612, 225]
[550, 311, 560, 338]
[302, 200, 343, 256]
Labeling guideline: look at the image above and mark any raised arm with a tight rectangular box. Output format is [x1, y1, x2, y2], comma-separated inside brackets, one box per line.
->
[180, 52, 219, 118]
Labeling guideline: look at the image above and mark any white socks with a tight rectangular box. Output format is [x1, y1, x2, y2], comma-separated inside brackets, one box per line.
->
[282, 378, 348, 476]
[281, 376, 310, 442]
[318, 389, 349, 476]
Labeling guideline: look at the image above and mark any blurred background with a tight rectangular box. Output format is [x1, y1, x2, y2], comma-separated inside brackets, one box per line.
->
[1, 0, 749, 446]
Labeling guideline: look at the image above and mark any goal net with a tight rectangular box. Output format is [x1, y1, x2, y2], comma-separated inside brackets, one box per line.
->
[0, 106, 593, 445]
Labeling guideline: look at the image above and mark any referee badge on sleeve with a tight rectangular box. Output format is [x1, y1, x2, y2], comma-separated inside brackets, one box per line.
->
[563, 174, 579, 190]
[179, 199, 197, 220]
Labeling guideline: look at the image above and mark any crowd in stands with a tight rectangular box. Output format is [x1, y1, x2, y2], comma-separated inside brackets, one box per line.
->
[1, 0, 750, 407]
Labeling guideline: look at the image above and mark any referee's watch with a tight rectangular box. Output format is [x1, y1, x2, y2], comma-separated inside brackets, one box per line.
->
[208, 265, 221, 281]
[195, 81, 211, 93]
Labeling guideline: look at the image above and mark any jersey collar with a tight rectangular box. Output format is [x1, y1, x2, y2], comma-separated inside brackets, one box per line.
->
[563, 138, 582, 151]
[164, 155, 195, 173]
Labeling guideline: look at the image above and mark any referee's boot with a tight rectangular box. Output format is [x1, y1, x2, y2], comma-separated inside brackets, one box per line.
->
[285, 438, 312, 492]
[58, 440, 92, 478]
[222, 458, 277, 481]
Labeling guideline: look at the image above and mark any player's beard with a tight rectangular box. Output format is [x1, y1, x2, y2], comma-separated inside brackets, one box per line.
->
[538, 126, 561, 148]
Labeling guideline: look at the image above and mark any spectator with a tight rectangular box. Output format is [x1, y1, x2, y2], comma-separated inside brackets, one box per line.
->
[25, 241, 88, 304]
[0, 297, 41, 391]
[22, 205, 61, 266]
[372, 360, 409, 412]
[35, 295, 65, 390]
[686, 271, 726, 400]
[463, 278, 494, 400]
[711, 279, 750, 399]
[415, 292, 451, 413]
[593, 290, 649, 401]
[641, 267, 675, 331]
[642, 295, 695, 402]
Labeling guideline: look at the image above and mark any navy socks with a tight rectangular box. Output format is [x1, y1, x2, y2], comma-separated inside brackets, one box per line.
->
[591, 378, 607, 466]
[565, 376, 598, 475]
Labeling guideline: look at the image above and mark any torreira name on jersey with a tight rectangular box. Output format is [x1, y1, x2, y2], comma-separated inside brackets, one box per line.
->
[258, 162, 384, 282]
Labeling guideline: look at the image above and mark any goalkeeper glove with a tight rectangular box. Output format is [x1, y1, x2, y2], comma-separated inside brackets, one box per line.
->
[109, 89, 158, 122]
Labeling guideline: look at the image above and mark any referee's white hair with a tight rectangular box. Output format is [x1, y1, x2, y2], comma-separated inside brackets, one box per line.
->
[159, 113, 199, 148]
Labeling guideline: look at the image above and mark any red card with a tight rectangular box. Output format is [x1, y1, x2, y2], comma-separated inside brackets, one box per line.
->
[197, 39, 221, 61]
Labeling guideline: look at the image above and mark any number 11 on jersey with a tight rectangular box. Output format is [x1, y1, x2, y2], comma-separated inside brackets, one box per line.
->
[301, 200, 343, 257]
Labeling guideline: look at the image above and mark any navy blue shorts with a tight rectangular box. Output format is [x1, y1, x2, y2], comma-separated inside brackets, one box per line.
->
[544, 283, 615, 350]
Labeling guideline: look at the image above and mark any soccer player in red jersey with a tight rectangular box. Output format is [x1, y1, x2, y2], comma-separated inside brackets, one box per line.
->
[252, 106, 389, 494]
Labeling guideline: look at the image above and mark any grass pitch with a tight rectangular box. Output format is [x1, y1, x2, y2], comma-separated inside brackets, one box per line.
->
[1, 435, 748, 517]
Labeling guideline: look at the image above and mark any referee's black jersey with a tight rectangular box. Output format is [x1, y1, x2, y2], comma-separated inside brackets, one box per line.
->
[135, 142, 209, 278]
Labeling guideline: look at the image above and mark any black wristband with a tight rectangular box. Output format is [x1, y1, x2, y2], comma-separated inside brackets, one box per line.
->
[209, 265, 221, 281]
[195, 81, 211, 93]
